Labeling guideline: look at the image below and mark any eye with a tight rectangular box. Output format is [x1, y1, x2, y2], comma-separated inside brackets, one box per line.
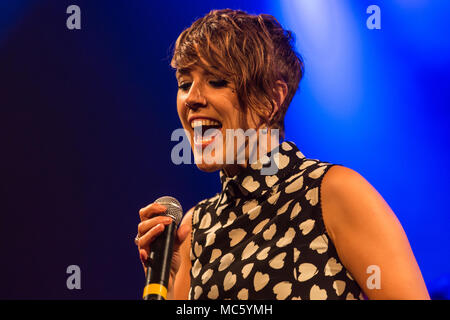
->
[178, 82, 191, 91]
[209, 80, 229, 88]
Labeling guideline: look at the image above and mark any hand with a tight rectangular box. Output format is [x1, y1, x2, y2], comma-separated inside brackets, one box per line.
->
[137, 202, 191, 289]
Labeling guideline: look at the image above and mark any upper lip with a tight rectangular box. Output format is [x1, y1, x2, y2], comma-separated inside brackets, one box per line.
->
[188, 115, 222, 125]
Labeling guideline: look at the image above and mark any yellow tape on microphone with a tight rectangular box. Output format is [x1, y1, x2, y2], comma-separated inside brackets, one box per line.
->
[142, 283, 168, 299]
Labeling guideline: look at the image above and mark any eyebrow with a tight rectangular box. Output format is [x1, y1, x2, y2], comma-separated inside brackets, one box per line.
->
[175, 67, 192, 77]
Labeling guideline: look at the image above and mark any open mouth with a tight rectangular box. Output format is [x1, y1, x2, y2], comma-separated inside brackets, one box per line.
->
[190, 119, 223, 147]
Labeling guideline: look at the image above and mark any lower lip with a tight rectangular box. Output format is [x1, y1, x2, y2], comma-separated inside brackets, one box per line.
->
[193, 129, 222, 149]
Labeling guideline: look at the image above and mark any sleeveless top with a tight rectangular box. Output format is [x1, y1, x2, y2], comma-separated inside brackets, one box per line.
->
[189, 141, 364, 300]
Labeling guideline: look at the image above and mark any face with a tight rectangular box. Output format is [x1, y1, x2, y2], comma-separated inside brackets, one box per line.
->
[176, 65, 259, 175]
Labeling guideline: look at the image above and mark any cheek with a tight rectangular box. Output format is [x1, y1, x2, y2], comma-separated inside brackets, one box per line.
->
[176, 94, 182, 113]
[229, 108, 250, 130]
[221, 101, 243, 128]
[176, 97, 187, 123]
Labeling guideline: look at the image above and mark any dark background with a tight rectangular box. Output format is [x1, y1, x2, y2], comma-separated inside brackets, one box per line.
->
[1, 0, 449, 299]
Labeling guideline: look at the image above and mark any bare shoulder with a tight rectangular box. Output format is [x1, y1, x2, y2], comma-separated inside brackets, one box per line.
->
[180, 206, 194, 253]
[320, 165, 391, 238]
[321, 165, 378, 200]
[183, 206, 194, 226]
[319, 165, 430, 299]
[172, 206, 194, 300]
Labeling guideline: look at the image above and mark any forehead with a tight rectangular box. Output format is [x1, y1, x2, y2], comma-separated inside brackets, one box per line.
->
[175, 65, 221, 78]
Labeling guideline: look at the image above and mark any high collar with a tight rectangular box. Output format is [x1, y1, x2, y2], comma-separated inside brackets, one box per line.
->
[219, 141, 306, 200]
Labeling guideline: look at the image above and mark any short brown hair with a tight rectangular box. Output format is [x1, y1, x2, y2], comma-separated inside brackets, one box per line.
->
[170, 9, 304, 140]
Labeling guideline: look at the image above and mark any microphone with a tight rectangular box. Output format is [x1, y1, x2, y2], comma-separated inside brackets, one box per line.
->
[142, 196, 183, 300]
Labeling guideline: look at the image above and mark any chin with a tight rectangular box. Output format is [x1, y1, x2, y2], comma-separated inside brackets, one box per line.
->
[191, 143, 227, 173]
[194, 162, 224, 173]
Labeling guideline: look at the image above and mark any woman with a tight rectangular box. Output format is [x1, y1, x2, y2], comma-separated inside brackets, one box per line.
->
[136, 9, 430, 300]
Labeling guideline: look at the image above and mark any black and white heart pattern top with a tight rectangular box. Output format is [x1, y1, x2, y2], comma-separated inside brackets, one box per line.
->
[189, 141, 364, 300]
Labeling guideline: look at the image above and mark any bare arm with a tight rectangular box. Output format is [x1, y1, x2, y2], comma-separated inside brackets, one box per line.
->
[321, 165, 430, 300]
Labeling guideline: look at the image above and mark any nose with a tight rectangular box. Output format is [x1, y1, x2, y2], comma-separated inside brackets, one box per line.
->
[185, 82, 207, 110]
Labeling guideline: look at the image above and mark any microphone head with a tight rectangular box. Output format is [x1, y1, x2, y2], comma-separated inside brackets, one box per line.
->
[154, 196, 183, 225]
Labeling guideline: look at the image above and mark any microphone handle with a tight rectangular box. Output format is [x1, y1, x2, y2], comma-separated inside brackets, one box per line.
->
[143, 221, 177, 300]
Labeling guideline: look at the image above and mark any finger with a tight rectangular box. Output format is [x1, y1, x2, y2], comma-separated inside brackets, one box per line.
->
[139, 249, 148, 263]
[139, 203, 167, 221]
[138, 223, 165, 249]
[139, 249, 150, 271]
[138, 216, 173, 237]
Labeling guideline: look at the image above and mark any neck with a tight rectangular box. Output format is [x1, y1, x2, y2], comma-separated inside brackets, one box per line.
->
[222, 128, 281, 177]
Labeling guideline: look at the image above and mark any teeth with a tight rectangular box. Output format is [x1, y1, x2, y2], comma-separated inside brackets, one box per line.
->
[190, 119, 221, 129]
[194, 133, 217, 144]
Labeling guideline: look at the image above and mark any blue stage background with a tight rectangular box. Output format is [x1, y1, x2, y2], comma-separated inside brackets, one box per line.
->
[1, 0, 449, 299]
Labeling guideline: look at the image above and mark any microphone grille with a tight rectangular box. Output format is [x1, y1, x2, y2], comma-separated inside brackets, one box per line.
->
[154, 196, 183, 225]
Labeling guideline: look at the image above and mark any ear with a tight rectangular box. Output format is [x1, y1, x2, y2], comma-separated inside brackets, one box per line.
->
[270, 80, 288, 121]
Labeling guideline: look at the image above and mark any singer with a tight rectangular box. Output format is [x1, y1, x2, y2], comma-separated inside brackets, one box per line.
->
[136, 9, 430, 300]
